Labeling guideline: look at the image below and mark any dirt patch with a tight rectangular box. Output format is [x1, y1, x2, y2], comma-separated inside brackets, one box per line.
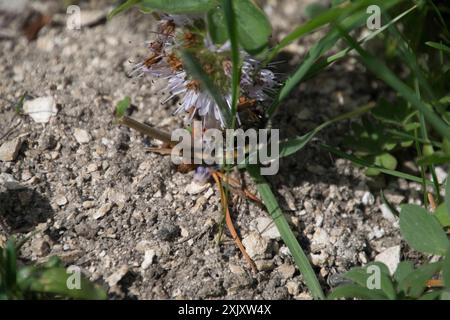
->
[0, 0, 425, 299]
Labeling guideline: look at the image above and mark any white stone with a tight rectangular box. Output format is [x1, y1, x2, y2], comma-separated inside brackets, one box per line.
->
[79, 10, 107, 27]
[362, 191, 375, 206]
[279, 245, 292, 256]
[87, 163, 98, 173]
[375, 245, 401, 275]
[229, 264, 245, 275]
[0, 173, 24, 190]
[93, 203, 112, 220]
[295, 292, 313, 300]
[254, 259, 275, 272]
[434, 166, 448, 184]
[106, 265, 129, 287]
[135, 240, 152, 252]
[23, 97, 57, 123]
[311, 228, 330, 251]
[276, 263, 295, 279]
[242, 232, 269, 259]
[73, 128, 91, 144]
[82, 200, 96, 209]
[380, 204, 398, 223]
[310, 252, 328, 266]
[286, 281, 300, 296]
[0, 138, 22, 162]
[185, 181, 210, 195]
[141, 249, 156, 270]
[253, 217, 280, 240]
[55, 195, 68, 206]
[0, 0, 28, 12]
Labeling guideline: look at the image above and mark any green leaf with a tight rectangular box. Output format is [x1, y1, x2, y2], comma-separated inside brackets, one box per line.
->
[247, 165, 324, 300]
[267, 0, 364, 62]
[445, 176, 450, 221]
[337, 26, 450, 142]
[233, 0, 271, 54]
[266, 28, 341, 117]
[281, 103, 376, 158]
[28, 268, 107, 300]
[417, 152, 450, 166]
[304, 3, 328, 19]
[443, 138, 450, 155]
[140, 0, 215, 13]
[398, 262, 442, 298]
[207, 8, 228, 44]
[331, 0, 347, 6]
[115, 96, 131, 119]
[16, 265, 34, 285]
[266, 3, 386, 118]
[394, 261, 414, 285]
[399, 204, 449, 255]
[5, 239, 17, 290]
[278, 130, 317, 159]
[435, 204, 450, 227]
[441, 291, 450, 300]
[443, 247, 450, 288]
[301, 3, 417, 86]
[343, 262, 396, 300]
[328, 284, 388, 300]
[419, 290, 443, 300]
[426, 41, 450, 55]
[207, 0, 271, 54]
[376, 153, 398, 170]
[320, 144, 434, 185]
[237, 103, 374, 169]
[222, 0, 240, 128]
[372, 99, 412, 124]
[267, 0, 400, 63]
[14, 93, 27, 114]
[108, 0, 140, 19]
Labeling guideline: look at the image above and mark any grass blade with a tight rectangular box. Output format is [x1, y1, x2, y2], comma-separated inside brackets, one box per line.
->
[237, 103, 374, 169]
[303, 3, 417, 81]
[337, 26, 450, 141]
[279, 103, 375, 158]
[321, 143, 434, 185]
[426, 41, 450, 55]
[181, 50, 232, 126]
[266, 5, 378, 118]
[108, 0, 140, 19]
[247, 165, 324, 300]
[265, 0, 398, 63]
[222, 0, 240, 129]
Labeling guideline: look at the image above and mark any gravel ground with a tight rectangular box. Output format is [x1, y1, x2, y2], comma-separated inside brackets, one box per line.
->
[0, 0, 435, 299]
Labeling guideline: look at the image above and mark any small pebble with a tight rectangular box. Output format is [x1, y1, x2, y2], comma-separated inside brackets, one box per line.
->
[141, 249, 156, 270]
[82, 200, 96, 209]
[242, 232, 269, 259]
[23, 96, 57, 123]
[106, 265, 129, 287]
[375, 245, 401, 275]
[276, 263, 296, 279]
[185, 181, 210, 195]
[0, 173, 24, 190]
[362, 191, 375, 206]
[0, 138, 22, 162]
[253, 217, 280, 240]
[55, 195, 68, 206]
[73, 128, 91, 144]
[93, 203, 112, 220]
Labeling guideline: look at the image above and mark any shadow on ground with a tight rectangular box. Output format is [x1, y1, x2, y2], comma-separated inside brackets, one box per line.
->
[0, 186, 54, 234]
